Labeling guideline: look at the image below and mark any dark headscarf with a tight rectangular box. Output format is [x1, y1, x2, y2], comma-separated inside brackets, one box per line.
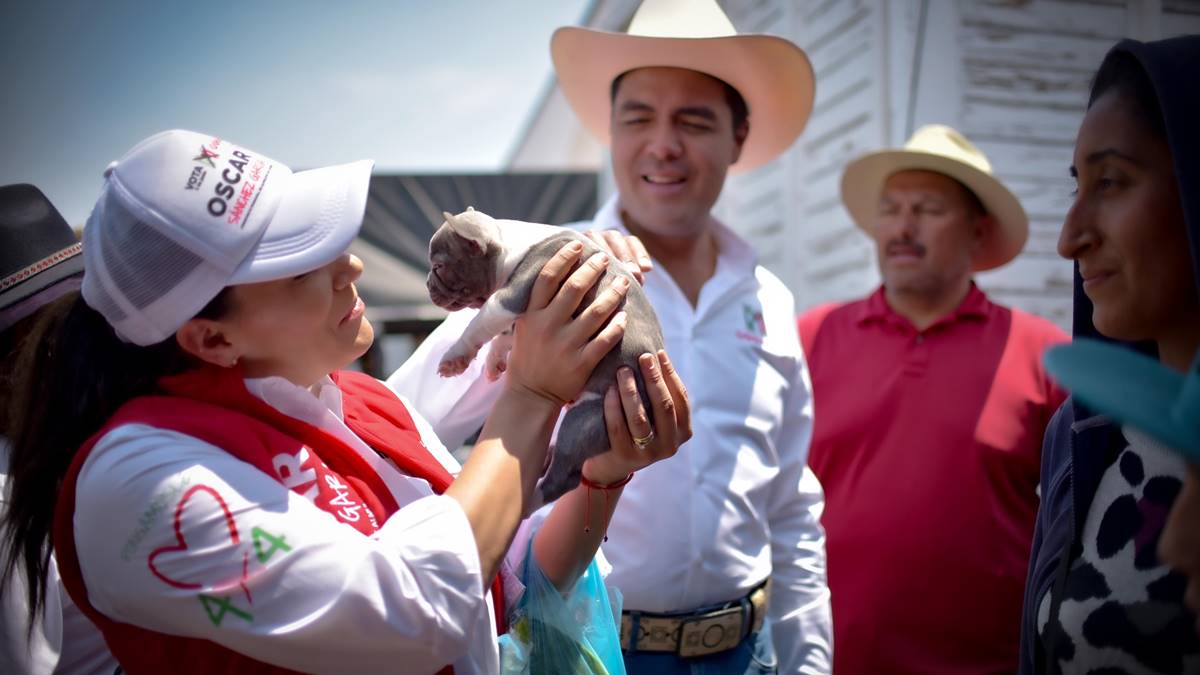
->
[1071, 36, 1200, 391]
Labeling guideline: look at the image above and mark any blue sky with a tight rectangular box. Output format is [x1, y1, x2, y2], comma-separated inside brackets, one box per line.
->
[0, 1, 590, 225]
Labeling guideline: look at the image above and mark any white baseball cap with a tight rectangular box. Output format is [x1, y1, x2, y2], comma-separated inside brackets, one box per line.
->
[82, 130, 374, 345]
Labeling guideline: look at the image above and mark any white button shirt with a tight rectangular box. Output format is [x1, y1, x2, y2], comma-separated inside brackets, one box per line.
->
[390, 196, 833, 673]
[71, 375, 534, 675]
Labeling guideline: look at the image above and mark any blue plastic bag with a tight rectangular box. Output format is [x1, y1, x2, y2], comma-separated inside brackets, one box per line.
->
[498, 540, 625, 675]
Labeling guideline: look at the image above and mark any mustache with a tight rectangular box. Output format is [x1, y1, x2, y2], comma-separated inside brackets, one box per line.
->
[885, 240, 925, 257]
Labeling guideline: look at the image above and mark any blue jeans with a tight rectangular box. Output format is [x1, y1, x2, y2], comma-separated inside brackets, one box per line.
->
[622, 619, 777, 675]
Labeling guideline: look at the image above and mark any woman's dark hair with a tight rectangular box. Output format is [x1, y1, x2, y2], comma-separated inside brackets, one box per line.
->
[1088, 49, 1166, 139]
[0, 304, 58, 437]
[610, 69, 750, 132]
[1, 287, 231, 622]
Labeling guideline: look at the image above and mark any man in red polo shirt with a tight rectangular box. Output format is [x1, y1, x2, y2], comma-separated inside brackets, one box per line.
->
[799, 125, 1068, 674]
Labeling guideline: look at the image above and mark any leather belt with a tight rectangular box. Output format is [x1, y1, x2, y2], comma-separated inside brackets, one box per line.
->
[619, 579, 769, 658]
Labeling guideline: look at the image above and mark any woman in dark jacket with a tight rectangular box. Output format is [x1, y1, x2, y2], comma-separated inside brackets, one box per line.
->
[1019, 35, 1200, 674]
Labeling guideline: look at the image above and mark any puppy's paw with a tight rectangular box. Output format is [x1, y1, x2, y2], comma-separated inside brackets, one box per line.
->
[438, 343, 479, 377]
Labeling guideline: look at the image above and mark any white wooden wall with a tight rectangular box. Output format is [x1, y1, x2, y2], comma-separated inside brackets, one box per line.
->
[711, 0, 1200, 330]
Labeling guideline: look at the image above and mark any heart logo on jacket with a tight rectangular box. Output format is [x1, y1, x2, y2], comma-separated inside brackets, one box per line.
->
[147, 484, 251, 601]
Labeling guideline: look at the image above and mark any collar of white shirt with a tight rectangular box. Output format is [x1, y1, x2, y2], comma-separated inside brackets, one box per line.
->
[241, 374, 462, 495]
[244, 374, 345, 426]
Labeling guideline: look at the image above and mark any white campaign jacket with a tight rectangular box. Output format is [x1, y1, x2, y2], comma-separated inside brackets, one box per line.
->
[70, 375, 539, 675]
[389, 196, 833, 674]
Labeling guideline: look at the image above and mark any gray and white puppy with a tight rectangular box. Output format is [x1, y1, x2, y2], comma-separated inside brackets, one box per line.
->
[426, 207, 665, 505]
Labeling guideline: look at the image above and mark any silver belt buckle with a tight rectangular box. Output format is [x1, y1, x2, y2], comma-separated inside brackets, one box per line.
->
[677, 606, 744, 658]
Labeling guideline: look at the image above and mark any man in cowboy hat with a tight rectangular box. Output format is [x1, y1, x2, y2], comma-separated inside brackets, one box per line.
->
[0, 184, 115, 674]
[797, 125, 1068, 674]
[391, 0, 832, 672]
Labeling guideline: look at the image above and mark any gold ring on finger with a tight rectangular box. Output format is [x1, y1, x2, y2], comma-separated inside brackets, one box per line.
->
[632, 431, 655, 449]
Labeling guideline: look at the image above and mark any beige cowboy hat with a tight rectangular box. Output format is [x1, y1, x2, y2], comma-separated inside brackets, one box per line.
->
[550, 0, 815, 173]
[841, 124, 1029, 271]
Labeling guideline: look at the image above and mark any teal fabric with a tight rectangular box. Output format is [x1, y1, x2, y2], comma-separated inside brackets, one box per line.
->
[499, 540, 626, 675]
[1045, 339, 1200, 461]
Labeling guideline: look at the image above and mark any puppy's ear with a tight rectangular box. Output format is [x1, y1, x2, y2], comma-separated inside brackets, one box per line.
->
[454, 231, 486, 258]
[444, 208, 497, 256]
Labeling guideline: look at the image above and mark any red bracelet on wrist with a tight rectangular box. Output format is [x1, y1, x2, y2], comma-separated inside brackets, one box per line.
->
[581, 472, 634, 540]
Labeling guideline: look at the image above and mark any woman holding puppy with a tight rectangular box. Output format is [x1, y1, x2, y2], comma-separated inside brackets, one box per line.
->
[0, 129, 689, 674]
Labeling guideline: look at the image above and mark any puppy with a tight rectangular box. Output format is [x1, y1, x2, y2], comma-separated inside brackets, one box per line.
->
[427, 207, 665, 504]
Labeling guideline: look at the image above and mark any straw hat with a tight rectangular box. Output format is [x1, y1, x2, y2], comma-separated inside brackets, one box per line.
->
[1045, 340, 1200, 461]
[841, 124, 1029, 271]
[550, 0, 815, 173]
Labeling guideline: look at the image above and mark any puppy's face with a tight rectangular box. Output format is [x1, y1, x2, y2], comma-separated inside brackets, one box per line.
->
[427, 225, 500, 311]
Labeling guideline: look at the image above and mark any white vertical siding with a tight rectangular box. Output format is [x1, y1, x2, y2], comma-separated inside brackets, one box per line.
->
[956, 0, 1131, 329]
